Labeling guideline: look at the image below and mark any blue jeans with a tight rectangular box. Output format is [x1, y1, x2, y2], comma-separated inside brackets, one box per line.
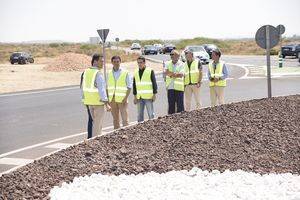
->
[137, 99, 155, 122]
[167, 89, 184, 114]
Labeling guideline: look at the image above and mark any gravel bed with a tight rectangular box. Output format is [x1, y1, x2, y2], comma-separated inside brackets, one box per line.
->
[0, 95, 299, 199]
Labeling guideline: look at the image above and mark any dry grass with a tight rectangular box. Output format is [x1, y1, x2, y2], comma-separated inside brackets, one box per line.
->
[0, 43, 139, 64]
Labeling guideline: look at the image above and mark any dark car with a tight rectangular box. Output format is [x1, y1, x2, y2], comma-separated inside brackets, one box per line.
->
[10, 52, 34, 64]
[142, 45, 158, 55]
[162, 44, 176, 54]
[203, 44, 218, 58]
[281, 44, 300, 58]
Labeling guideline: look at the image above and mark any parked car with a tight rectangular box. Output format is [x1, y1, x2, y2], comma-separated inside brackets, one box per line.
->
[162, 44, 176, 54]
[10, 52, 34, 64]
[142, 45, 158, 55]
[153, 43, 163, 54]
[181, 46, 210, 64]
[281, 44, 300, 58]
[130, 43, 141, 50]
[203, 44, 218, 58]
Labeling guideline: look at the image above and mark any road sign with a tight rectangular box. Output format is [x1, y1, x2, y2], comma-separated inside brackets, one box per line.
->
[97, 29, 109, 43]
[255, 25, 279, 49]
[115, 37, 119, 42]
[277, 24, 285, 35]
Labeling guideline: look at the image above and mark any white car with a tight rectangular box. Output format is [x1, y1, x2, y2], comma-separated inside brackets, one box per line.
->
[181, 45, 210, 64]
[131, 43, 141, 50]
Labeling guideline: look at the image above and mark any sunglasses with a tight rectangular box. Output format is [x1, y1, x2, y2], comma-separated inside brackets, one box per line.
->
[170, 54, 175, 56]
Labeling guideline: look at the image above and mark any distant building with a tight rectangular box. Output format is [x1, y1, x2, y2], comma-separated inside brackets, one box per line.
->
[89, 37, 100, 44]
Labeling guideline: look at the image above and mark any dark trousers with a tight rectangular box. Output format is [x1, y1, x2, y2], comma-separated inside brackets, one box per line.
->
[167, 89, 184, 114]
[86, 106, 93, 139]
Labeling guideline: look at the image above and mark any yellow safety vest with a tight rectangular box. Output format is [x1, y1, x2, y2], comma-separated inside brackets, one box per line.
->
[82, 68, 104, 106]
[208, 61, 227, 87]
[134, 67, 153, 100]
[107, 69, 128, 103]
[165, 61, 184, 91]
[184, 60, 199, 85]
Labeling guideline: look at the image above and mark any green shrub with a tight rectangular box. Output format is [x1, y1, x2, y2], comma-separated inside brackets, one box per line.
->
[49, 43, 60, 48]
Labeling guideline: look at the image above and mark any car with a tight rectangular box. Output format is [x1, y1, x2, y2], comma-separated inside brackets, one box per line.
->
[130, 43, 141, 50]
[10, 52, 34, 65]
[180, 45, 210, 64]
[203, 44, 218, 58]
[153, 43, 163, 54]
[142, 45, 158, 55]
[281, 44, 300, 58]
[162, 44, 176, 54]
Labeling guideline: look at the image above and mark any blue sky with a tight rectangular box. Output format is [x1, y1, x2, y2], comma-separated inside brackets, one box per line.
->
[0, 0, 299, 42]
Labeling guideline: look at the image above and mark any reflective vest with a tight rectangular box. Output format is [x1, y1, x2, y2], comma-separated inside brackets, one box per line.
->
[134, 67, 154, 100]
[208, 61, 227, 87]
[165, 61, 184, 91]
[107, 69, 128, 103]
[184, 60, 199, 85]
[82, 68, 104, 106]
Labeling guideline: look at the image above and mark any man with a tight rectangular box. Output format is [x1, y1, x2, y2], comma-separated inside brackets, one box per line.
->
[81, 53, 111, 138]
[207, 49, 229, 107]
[164, 50, 185, 114]
[107, 56, 132, 129]
[184, 50, 203, 111]
[133, 56, 158, 122]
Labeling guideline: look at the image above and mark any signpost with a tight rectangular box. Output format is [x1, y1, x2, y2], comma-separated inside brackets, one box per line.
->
[97, 29, 109, 81]
[255, 25, 280, 98]
[276, 25, 286, 68]
[115, 37, 120, 50]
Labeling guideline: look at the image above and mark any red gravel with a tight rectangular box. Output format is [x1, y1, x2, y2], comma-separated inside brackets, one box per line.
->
[0, 95, 299, 199]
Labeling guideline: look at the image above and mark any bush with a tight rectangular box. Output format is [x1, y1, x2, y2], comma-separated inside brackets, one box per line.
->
[49, 43, 60, 48]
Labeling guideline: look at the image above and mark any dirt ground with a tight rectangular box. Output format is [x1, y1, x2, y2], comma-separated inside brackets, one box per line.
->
[0, 58, 163, 94]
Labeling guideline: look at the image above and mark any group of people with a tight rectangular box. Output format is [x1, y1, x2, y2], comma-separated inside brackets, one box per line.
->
[80, 48, 228, 139]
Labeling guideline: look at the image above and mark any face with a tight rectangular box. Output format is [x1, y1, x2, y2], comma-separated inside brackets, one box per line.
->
[137, 59, 146, 69]
[212, 52, 219, 62]
[112, 58, 121, 69]
[170, 53, 179, 63]
[185, 52, 193, 61]
[93, 57, 103, 68]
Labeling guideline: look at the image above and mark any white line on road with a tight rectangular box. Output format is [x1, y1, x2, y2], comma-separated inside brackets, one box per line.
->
[0, 125, 113, 158]
[0, 86, 79, 97]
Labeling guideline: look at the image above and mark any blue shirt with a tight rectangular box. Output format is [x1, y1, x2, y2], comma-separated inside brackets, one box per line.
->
[111, 67, 133, 89]
[207, 61, 229, 80]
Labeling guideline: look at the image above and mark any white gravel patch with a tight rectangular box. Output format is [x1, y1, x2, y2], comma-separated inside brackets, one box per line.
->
[49, 168, 300, 200]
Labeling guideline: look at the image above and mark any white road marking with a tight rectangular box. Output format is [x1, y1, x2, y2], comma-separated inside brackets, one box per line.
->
[45, 143, 72, 149]
[0, 86, 79, 97]
[0, 157, 33, 166]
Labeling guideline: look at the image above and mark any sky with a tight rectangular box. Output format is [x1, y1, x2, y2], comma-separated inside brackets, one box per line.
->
[0, 0, 299, 43]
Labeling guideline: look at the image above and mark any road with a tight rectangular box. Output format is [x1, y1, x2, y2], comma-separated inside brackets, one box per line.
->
[0, 54, 299, 174]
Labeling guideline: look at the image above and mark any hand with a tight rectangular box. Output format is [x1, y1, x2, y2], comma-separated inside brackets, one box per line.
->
[122, 98, 128, 104]
[105, 104, 111, 112]
[134, 97, 138, 104]
[213, 77, 219, 82]
[196, 82, 201, 88]
[152, 94, 156, 102]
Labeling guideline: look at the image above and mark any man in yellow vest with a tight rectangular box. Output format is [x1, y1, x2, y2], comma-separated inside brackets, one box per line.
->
[133, 56, 158, 122]
[184, 50, 203, 111]
[165, 50, 185, 114]
[107, 56, 132, 129]
[81, 53, 111, 138]
[207, 49, 229, 107]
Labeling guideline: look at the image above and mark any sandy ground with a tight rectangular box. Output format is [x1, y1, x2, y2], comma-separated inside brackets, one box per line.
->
[0, 59, 163, 94]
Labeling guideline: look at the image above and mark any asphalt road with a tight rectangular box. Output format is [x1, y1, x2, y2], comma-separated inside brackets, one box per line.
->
[0, 55, 299, 155]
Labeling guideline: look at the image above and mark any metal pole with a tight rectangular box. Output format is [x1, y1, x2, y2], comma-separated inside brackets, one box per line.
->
[266, 25, 272, 98]
[102, 42, 107, 82]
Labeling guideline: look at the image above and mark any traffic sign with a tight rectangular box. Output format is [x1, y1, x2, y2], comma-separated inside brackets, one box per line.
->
[97, 29, 109, 43]
[255, 25, 279, 49]
[115, 37, 120, 42]
[277, 24, 285, 35]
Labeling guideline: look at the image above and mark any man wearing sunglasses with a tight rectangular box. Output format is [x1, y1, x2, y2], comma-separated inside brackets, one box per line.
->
[164, 50, 185, 114]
